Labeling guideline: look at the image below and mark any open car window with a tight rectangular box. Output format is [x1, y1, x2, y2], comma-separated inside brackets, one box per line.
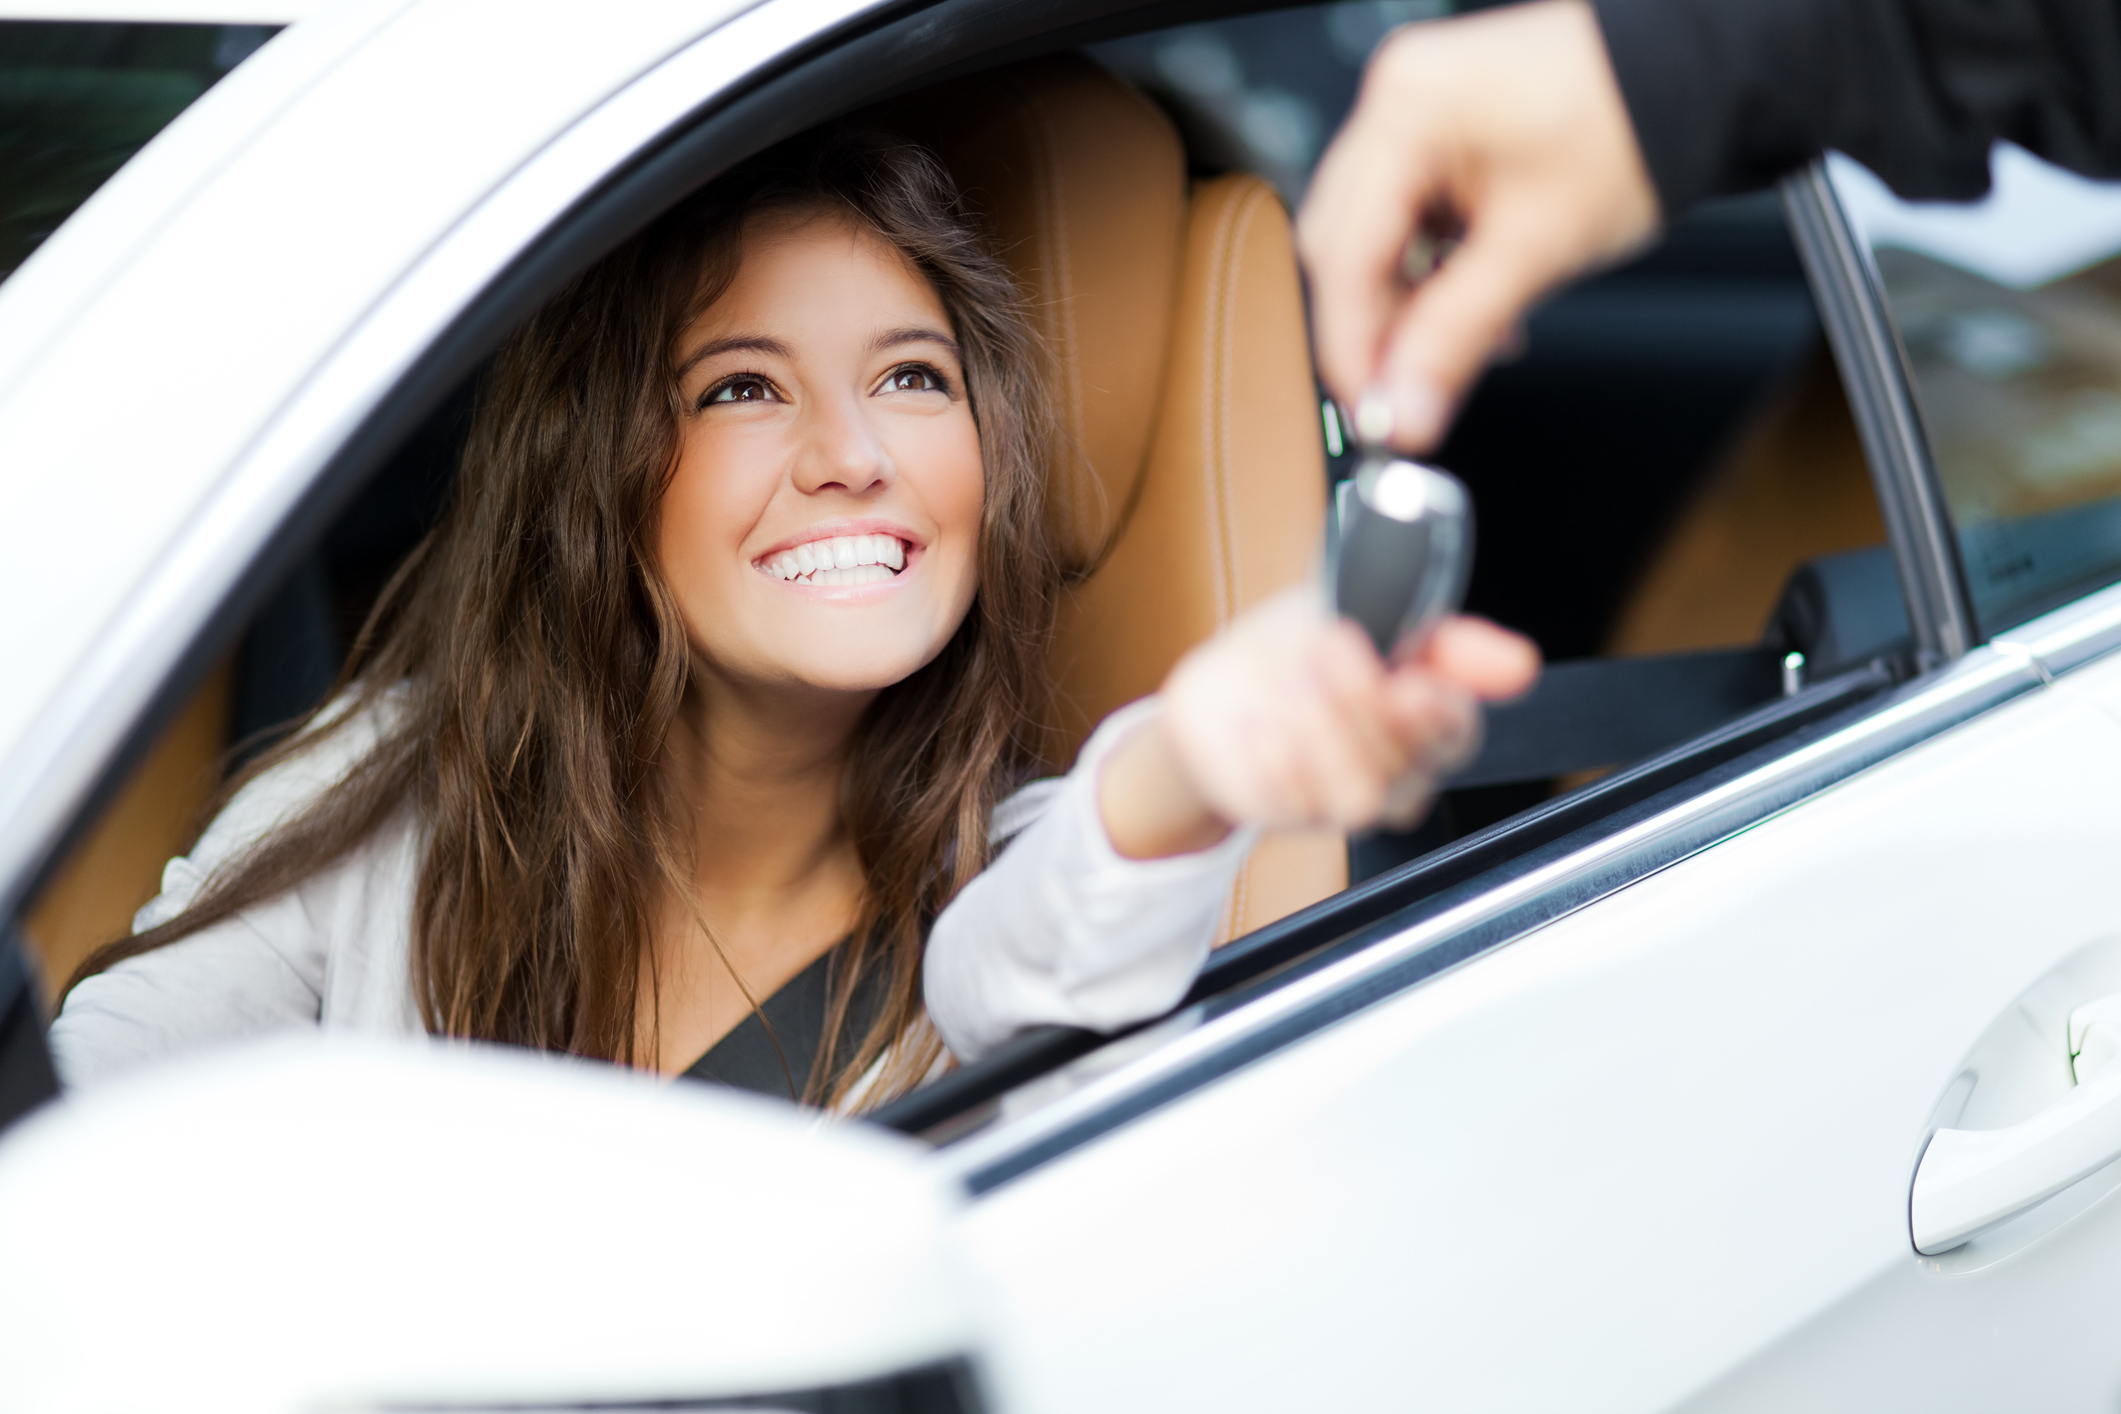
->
[1830, 143, 2121, 636]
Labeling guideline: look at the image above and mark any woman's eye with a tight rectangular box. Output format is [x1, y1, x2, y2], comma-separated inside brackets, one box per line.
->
[884, 365, 945, 393]
[701, 376, 777, 407]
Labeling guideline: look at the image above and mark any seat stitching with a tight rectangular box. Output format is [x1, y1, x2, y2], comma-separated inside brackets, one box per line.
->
[1026, 99, 1089, 551]
[1199, 186, 1245, 627]
[1218, 185, 1268, 618]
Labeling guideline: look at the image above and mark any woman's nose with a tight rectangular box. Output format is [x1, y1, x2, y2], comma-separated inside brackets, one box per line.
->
[792, 393, 892, 495]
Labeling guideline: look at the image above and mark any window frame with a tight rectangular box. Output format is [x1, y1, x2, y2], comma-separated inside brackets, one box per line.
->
[1782, 161, 1981, 666]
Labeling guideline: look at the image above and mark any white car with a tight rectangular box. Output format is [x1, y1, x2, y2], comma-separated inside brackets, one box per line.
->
[5, 2, 2121, 1411]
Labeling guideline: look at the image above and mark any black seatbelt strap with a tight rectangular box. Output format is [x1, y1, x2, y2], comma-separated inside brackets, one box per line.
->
[1453, 646, 1786, 788]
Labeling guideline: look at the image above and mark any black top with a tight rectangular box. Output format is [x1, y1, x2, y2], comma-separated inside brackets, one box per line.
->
[679, 943, 892, 1104]
[1591, 0, 2121, 214]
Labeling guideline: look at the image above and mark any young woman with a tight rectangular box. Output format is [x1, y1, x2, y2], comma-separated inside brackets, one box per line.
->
[51, 129, 1535, 1111]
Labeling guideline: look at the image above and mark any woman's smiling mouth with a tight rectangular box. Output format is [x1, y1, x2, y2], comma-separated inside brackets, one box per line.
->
[755, 532, 910, 586]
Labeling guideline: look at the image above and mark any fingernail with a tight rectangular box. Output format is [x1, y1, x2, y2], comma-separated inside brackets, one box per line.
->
[1391, 378, 1446, 451]
[1353, 389, 1395, 447]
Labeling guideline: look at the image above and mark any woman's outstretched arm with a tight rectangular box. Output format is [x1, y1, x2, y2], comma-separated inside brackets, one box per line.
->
[923, 594, 1536, 1062]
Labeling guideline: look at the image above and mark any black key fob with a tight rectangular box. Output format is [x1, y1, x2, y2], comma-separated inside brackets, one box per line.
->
[1331, 456, 1473, 661]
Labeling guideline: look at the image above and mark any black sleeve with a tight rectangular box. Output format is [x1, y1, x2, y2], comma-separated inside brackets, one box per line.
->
[1590, 0, 2121, 213]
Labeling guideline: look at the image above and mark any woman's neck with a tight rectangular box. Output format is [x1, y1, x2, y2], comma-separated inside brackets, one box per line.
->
[692, 677, 862, 853]
[641, 671, 875, 1072]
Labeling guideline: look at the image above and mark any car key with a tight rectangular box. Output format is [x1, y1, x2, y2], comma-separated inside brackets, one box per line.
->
[1331, 396, 1473, 661]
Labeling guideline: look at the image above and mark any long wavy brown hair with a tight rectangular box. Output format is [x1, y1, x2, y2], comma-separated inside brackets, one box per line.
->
[70, 128, 1064, 1109]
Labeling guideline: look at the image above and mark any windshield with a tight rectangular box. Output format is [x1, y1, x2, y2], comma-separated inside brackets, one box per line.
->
[1830, 144, 2121, 634]
[1, 20, 274, 283]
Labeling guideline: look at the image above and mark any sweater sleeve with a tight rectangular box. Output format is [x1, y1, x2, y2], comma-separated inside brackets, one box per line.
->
[46, 692, 402, 1089]
[1592, 0, 2121, 214]
[48, 896, 328, 1090]
[922, 698, 1259, 1063]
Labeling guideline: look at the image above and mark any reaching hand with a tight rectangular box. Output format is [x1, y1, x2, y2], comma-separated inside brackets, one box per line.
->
[1099, 589, 1539, 859]
[1297, 0, 1661, 451]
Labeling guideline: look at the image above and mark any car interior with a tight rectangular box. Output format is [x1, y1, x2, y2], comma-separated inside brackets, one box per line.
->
[3, 3, 1926, 1132]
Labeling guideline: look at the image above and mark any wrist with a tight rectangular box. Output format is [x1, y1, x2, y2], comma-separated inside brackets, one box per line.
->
[1096, 707, 1236, 861]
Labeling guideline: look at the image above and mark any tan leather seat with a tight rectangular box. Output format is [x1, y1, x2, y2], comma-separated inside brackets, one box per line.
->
[879, 57, 1347, 937]
[1608, 345, 1887, 655]
[20, 664, 231, 1005]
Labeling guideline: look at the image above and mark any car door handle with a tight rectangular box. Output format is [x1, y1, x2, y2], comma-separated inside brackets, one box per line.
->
[1911, 1061, 2121, 1254]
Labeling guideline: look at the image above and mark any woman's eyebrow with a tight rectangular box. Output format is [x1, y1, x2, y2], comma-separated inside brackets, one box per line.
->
[677, 333, 792, 379]
[872, 326, 960, 357]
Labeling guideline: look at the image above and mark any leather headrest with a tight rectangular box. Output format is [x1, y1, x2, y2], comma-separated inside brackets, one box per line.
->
[867, 57, 1187, 568]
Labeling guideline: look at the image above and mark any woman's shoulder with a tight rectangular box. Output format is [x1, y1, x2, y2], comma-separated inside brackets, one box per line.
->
[135, 685, 413, 931]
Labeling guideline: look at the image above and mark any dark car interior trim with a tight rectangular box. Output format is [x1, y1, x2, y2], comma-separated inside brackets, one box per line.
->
[0, 923, 58, 1136]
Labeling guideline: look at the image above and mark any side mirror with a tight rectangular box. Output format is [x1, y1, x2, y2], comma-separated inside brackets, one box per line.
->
[0, 1037, 988, 1413]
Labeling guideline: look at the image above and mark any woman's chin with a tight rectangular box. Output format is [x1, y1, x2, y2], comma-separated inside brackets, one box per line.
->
[731, 636, 949, 697]
[695, 586, 971, 697]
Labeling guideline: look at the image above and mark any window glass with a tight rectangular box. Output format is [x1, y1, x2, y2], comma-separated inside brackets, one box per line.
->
[1829, 144, 2121, 634]
[0, 21, 274, 284]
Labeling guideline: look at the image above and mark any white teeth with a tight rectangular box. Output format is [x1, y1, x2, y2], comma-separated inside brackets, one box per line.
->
[758, 535, 910, 583]
[812, 564, 890, 585]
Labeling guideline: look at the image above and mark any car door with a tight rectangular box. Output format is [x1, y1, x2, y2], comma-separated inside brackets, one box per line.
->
[907, 150, 2121, 1413]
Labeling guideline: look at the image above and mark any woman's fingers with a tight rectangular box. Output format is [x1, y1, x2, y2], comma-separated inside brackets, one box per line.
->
[1309, 621, 1409, 777]
[1418, 615, 1542, 700]
[1380, 667, 1481, 778]
[1287, 635, 1397, 825]
[1152, 597, 1540, 836]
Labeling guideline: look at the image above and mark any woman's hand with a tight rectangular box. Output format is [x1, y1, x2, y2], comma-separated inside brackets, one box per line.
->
[1098, 589, 1540, 860]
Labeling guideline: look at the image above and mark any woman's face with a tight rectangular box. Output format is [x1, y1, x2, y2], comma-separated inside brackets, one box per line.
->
[660, 208, 985, 700]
